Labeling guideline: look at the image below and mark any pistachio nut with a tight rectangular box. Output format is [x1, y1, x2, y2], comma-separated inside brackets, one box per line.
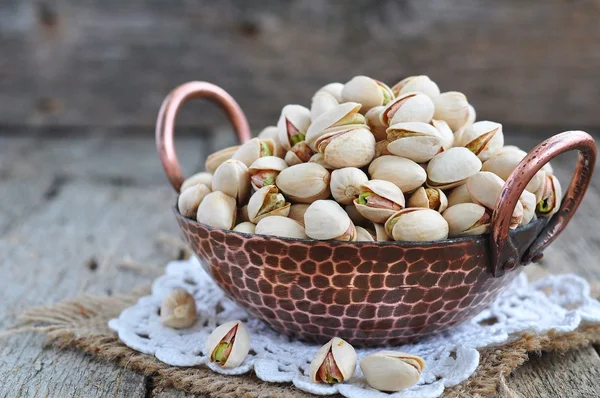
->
[249, 156, 288, 190]
[520, 189, 537, 225]
[205, 320, 250, 368]
[308, 153, 335, 170]
[365, 106, 388, 141]
[255, 216, 308, 239]
[466, 171, 523, 228]
[311, 90, 339, 121]
[232, 221, 256, 234]
[277, 104, 312, 150]
[306, 102, 365, 150]
[205, 145, 240, 174]
[257, 126, 286, 158]
[426, 147, 482, 190]
[315, 82, 344, 102]
[314, 124, 376, 168]
[453, 104, 476, 139]
[355, 226, 375, 241]
[160, 289, 197, 329]
[354, 180, 405, 223]
[345, 204, 370, 228]
[457, 121, 504, 161]
[276, 163, 331, 203]
[341, 76, 394, 113]
[238, 205, 250, 223]
[360, 351, 425, 392]
[196, 191, 237, 230]
[536, 174, 562, 217]
[496, 145, 528, 158]
[446, 184, 473, 207]
[442, 203, 491, 237]
[482, 151, 546, 199]
[385, 208, 449, 242]
[181, 171, 213, 192]
[391, 75, 440, 99]
[432, 91, 470, 132]
[330, 167, 369, 205]
[386, 121, 443, 163]
[407, 187, 448, 213]
[309, 337, 357, 384]
[178, 183, 211, 219]
[212, 159, 251, 205]
[247, 185, 291, 223]
[304, 200, 356, 240]
[231, 137, 276, 167]
[288, 204, 310, 226]
[431, 119, 454, 150]
[380, 92, 435, 126]
[368, 155, 427, 193]
[374, 139, 393, 158]
[284, 141, 315, 166]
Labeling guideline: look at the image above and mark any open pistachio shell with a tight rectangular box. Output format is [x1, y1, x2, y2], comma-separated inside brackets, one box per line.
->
[212, 159, 251, 205]
[431, 119, 454, 150]
[249, 156, 288, 190]
[433, 91, 470, 132]
[232, 137, 276, 167]
[181, 172, 213, 192]
[391, 75, 440, 99]
[384, 208, 449, 242]
[258, 126, 286, 158]
[375, 139, 393, 158]
[205, 145, 240, 174]
[255, 216, 308, 239]
[247, 185, 291, 223]
[341, 76, 394, 113]
[308, 153, 335, 170]
[288, 204, 310, 226]
[277, 105, 312, 150]
[330, 167, 369, 205]
[284, 149, 303, 166]
[354, 180, 406, 223]
[196, 191, 236, 230]
[232, 222, 256, 234]
[426, 147, 482, 190]
[458, 121, 504, 161]
[306, 102, 364, 150]
[466, 171, 523, 228]
[304, 200, 355, 241]
[453, 104, 476, 140]
[520, 190, 537, 225]
[369, 155, 427, 193]
[447, 184, 473, 207]
[482, 151, 546, 199]
[178, 184, 211, 219]
[276, 163, 331, 203]
[380, 92, 435, 126]
[365, 106, 388, 141]
[536, 174, 562, 217]
[285, 141, 314, 166]
[315, 82, 344, 102]
[407, 187, 448, 213]
[309, 337, 357, 383]
[311, 91, 339, 121]
[354, 226, 375, 241]
[205, 320, 250, 369]
[386, 121, 443, 163]
[360, 351, 425, 392]
[442, 203, 491, 237]
[315, 125, 376, 169]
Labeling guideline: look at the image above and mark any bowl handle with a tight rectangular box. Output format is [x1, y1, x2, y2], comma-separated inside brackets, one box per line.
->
[156, 82, 251, 193]
[490, 131, 596, 277]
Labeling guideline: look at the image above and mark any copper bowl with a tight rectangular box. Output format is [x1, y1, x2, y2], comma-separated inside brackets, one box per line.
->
[156, 82, 597, 346]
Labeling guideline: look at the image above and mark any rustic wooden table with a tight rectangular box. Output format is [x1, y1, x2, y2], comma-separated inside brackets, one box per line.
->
[1, 130, 599, 397]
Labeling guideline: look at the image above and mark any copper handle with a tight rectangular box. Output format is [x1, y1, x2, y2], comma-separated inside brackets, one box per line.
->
[156, 81, 251, 193]
[490, 131, 596, 277]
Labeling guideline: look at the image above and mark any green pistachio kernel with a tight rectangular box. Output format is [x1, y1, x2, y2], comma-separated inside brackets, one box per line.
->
[290, 133, 305, 146]
[358, 192, 371, 205]
[260, 142, 272, 156]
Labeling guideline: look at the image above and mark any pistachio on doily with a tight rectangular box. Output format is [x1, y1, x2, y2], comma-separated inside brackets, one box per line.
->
[205, 320, 250, 368]
[360, 351, 425, 392]
[160, 289, 197, 329]
[309, 337, 357, 384]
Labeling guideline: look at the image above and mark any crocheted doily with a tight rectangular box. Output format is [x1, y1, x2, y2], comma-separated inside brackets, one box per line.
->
[109, 257, 600, 397]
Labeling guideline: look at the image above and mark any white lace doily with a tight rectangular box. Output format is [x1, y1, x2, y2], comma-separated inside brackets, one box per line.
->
[109, 257, 600, 397]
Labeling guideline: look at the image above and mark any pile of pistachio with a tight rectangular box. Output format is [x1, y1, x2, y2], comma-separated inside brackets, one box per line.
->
[179, 75, 562, 242]
[161, 289, 424, 392]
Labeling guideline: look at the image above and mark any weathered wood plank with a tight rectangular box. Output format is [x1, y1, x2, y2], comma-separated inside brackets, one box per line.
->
[1, 1, 600, 129]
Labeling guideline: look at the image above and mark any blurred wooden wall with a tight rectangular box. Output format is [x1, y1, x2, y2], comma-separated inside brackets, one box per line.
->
[1, 0, 599, 133]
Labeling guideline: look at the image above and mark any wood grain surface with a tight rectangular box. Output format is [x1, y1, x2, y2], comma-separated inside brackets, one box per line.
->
[1, 1, 600, 130]
[0, 131, 599, 397]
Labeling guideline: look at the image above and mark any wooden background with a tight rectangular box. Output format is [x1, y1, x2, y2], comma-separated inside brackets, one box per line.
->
[1, 0, 600, 133]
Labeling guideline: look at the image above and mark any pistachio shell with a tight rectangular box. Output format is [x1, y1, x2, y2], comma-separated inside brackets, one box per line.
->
[466, 171, 523, 227]
[431, 119, 454, 150]
[385, 208, 449, 242]
[196, 191, 236, 230]
[255, 216, 308, 239]
[391, 75, 440, 99]
[372, 222, 391, 241]
[232, 137, 276, 167]
[453, 104, 476, 139]
[360, 351, 425, 392]
[308, 153, 335, 170]
[354, 180, 406, 223]
[277, 105, 312, 150]
[178, 184, 211, 219]
[458, 121, 504, 161]
[330, 167, 369, 205]
[232, 222, 256, 234]
[375, 139, 392, 158]
[205, 145, 240, 174]
[160, 289, 197, 329]
[285, 141, 314, 165]
[345, 204, 370, 227]
[520, 190, 537, 225]
[311, 91, 339, 121]
[205, 320, 250, 368]
[496, 145, 528, 157]
[536, 174, 562, 217]
[212, 159, 251, 205]
[365, 106, 388, 141]
[304, 200, 355, 240]
[354, 226, 375, 241]
[276, 163, 331, 203]
[309, 337, 357, 383]
[380, 92, 435, 126]
[247, 185, 291, 223]
[181, 172, 213, 192]
[426, 147, 482, 190]
[447, 184, 473, 207]
[442, 203, 491, 237]
[407, 187, 448, 213]
[288, 204, 310, 226]
[482, 151, 546, 198]
[386, 121, 443, 163]
[316, 82, 344, 102]
[341, 76, 394, 113]
[317, 125, 376, 168]
[257, 126, 286, 158]
[306, 102, 363, 150]
[433, 91, 470, 132]
[369, 155, 427, 193]
[284, 149, 303, 166]
[249, 156, 288, 190]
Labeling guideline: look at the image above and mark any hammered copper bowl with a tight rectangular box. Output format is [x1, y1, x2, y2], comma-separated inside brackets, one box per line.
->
[156, 82, 596, 347]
